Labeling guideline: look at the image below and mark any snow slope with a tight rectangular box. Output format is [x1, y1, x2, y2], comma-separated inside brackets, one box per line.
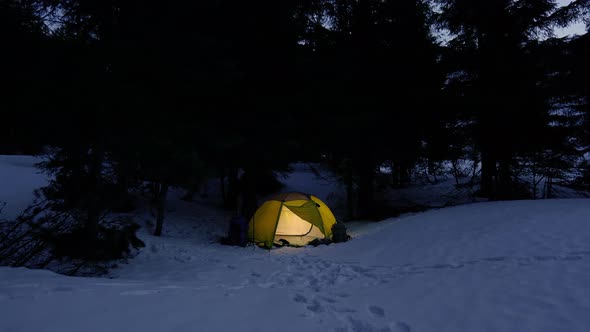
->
[1, 157, 590, 332]
[0, 155, 46, 219]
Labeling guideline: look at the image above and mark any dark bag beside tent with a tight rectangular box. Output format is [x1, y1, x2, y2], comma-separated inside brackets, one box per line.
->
[332, 222, 349, 243]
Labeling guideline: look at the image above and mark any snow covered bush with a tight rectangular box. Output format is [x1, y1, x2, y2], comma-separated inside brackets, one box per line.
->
[0, 196, 145, 275]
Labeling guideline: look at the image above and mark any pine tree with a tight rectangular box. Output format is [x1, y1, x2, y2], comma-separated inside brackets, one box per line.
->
[296, 0, 443, 218]
[434, 0, 587, 199]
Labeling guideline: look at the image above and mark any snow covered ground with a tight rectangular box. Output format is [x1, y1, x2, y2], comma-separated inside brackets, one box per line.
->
[1, 156, 590, 332]
[0, 155, 46, 219]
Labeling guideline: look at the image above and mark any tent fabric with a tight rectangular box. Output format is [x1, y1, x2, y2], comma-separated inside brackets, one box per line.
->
[248, 192, 338, 248]
[271, 192, 310, 201]
[248, 200, 283, 248]
[283, 200, 325, 234]
[310, 195, 336, 237]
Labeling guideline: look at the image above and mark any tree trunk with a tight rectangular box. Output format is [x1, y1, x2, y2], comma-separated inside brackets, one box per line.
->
[219, 174, 226, 205]
[451, 159, 460, 186]
[480, 147, 496, 199]
[391, 161, 398, 187]
[240, 168, 258, 221]
[400, 161, 411, 185]
[532, 166, 537, 200]
[356, 157, 375, 219]
[496, 147, 512, 199]
[153, 182, 169, 236]
[85, 144, 103, 243]
[224, 167, 239, 210]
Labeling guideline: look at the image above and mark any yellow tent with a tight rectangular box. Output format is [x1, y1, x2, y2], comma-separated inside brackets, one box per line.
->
[248, 192, 337, 248]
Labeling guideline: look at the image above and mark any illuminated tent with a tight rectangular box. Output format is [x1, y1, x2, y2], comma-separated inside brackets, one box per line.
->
[248, 192, 337, 248]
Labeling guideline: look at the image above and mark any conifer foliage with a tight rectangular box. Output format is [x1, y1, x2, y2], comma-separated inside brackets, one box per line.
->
[1, 0, 589, 271]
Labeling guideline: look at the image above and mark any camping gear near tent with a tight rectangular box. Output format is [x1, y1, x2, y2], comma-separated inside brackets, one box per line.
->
[248, 192, 337, 248]
[331, 223, 349, 243]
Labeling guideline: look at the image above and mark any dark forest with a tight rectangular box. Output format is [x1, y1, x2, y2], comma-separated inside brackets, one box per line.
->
[1, 0, 589, 268]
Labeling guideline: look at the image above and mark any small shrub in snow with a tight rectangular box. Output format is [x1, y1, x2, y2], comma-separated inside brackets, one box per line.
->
[0, 196, 145, 276]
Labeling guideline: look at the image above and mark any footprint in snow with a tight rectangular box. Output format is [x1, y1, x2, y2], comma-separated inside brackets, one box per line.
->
[350, 265, 371, 274]
[150, 244, 158, 253]
[368, 305, 385, 318]
[285, 276, 296, 285]
[428, 264, 462, 269]
[391, 321, 412, 332]
[306, 300, 324, 313]
[293, 293, 308, 303]
[347, 317, 392, 332]
[319, 296, 337, 304]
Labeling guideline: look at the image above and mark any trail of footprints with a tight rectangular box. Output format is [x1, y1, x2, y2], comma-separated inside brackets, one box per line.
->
[235, 250, 590, 330]
[292, 291, 412, 332]
[255, 250, 590, 331]
[256, 250, 590, 290]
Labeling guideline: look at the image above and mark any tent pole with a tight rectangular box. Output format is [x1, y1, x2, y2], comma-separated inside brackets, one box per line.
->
[269, 201, 284, 250]
[252, 214, 255, 250]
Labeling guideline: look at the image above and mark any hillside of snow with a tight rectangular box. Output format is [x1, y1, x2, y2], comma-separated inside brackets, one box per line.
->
[0, 155, 46, 219]
[1, 156, 590, 332]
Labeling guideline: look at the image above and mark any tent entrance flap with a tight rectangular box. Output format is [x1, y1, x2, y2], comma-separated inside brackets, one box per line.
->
[275, 205, 315, 236]
[282, 200, 325, 234]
